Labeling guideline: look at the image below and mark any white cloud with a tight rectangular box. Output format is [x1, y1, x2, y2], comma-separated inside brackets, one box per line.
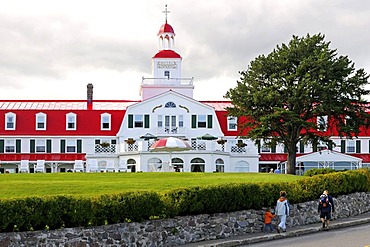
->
[0, 0, 369, 101]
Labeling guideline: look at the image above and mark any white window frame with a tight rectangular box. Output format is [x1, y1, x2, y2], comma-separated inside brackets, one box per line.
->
[157, 115, 163, 128]
[227, 116, 237, 131]
[347, 140, 355, 153]
[5, 112, 16, 130]
[179, 115, 184, 128]
[66, 113, 77, 130]
[261, 143, 271, 153]
[101, 113, 111, 130]
[134, 115, 143, 128]
[36, 112, 47, 130]
[198, 115, 207, 128]
[36, 139, 46, 153]
[66, 139, 76, 153]
[5, 139, 15, 153]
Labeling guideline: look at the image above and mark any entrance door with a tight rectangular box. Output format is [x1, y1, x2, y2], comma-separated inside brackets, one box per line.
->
[165, 115, 177, 133]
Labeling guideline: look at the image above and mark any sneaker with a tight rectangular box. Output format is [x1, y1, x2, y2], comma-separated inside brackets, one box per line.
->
[282, 229, 286, 232]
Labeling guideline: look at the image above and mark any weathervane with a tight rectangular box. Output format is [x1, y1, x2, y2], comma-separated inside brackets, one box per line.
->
[162, 4, 170, 23]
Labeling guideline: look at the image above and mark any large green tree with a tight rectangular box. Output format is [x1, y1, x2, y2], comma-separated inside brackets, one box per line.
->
[225, 33, 370, 174]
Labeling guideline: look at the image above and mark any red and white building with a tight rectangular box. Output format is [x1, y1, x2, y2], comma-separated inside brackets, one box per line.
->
[1, 13, 370, 174]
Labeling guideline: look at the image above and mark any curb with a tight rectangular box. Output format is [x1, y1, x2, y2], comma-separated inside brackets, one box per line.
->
[194, 216, 370, 247]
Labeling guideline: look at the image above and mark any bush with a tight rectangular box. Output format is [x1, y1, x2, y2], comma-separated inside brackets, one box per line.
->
[0, 169, 369, 233]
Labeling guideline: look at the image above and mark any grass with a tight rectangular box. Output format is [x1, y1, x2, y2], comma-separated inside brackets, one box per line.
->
[0, 172, 304, 199]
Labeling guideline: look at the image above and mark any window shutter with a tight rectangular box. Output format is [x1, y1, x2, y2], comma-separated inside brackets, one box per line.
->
[271, 143, 276, 153]
[144, 114, 150, 128]
[207, 115, 213, 128]
[46, 139, 52, 153]
[128, 114, 133, 128]
[0, 139, 4, 153]
[16, 139, 21, 153]
[77, 139, 82, 153]
[299, 141, 304, 153]
[191, 115, 196, 128]
[283, 145, 287, 153]
[356, 140, 361, 153]
[60, 139, 66, 153]
[312, 140, 317, 152]
[257, 140, 261, 153]
[30, 139, 36, 153]
[341, 140, 346, 153]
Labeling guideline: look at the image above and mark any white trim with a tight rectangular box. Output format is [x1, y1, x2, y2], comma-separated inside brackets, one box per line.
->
[36, 112, 47, 130]
[100, 113, 111, 130]
[66, 112, 77, 130]
[5, 112, 16, 130]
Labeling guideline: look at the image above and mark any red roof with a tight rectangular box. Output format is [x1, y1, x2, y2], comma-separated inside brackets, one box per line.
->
[0, 100, 137, 110]
[158, 22, 175, 35]
[153, 50, 181, 59]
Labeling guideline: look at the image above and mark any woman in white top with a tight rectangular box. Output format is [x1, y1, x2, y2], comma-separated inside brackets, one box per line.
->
[275, 190, 290, 233]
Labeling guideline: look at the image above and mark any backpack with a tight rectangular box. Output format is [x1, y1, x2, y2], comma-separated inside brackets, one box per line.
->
[320, 195, 330, 208]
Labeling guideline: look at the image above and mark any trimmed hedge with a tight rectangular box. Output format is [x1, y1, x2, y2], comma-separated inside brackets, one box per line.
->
[0, 169, 369, 233]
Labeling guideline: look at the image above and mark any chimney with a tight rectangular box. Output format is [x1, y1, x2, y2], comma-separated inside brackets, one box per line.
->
[87, 83, 93, 110]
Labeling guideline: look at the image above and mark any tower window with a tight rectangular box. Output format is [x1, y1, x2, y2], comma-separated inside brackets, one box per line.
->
[164, 71, 170, 78]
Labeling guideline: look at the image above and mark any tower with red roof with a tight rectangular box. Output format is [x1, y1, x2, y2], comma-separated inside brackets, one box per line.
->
[141, 5, 194, 100]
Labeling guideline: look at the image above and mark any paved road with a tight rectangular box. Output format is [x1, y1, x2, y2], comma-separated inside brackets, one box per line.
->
[244, 223, 370, 247]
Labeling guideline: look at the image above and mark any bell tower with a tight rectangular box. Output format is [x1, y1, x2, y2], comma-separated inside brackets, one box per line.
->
[141, 5, 194, 100]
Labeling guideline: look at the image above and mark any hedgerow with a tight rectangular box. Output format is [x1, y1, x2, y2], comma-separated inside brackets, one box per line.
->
[0, 169, 369, 232]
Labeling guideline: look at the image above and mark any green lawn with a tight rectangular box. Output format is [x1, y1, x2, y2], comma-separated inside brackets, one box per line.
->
[0, 172, 303, 199]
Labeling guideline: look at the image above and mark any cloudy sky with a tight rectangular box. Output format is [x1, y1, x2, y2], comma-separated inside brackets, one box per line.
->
[1, 0, 369, 101]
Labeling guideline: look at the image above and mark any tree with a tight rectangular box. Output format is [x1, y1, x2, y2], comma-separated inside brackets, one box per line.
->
[225, 33, 370, 174]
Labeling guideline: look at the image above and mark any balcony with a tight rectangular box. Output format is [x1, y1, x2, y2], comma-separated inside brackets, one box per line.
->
[95, 144, 116, 154]
[93, 140, 250, 154]
[142, 77, 194, 86]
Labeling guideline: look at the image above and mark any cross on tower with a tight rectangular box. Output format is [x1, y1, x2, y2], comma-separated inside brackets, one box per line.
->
[162, 4, 170, 23]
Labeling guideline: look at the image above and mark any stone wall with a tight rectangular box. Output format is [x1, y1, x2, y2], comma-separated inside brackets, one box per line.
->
[1, 192, 370, 247]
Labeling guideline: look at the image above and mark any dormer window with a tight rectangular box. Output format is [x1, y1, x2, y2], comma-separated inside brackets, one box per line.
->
[227, 116, 237, 131]
[66, 113, 77, 130]
[36, 112, 47, 130]
[317, 115, 328, 131]
[101, 113, 111, 130]
[5, 112, 16, 130]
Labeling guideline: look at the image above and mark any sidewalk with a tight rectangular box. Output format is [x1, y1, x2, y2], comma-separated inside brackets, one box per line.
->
[181, 212, 370, 247]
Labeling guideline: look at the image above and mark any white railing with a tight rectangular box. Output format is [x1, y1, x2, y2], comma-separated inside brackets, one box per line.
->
[142, 77, 194, 86]
[95, 144, 116, 154]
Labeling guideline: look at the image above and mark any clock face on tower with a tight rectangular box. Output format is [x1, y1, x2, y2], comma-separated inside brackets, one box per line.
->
[157, 61, 177, 69]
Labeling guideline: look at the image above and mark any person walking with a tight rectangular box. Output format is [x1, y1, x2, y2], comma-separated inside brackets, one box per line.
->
[318, 190, 335, 229]
[275, 190, 290, 233]
[264, 208, 275, 233]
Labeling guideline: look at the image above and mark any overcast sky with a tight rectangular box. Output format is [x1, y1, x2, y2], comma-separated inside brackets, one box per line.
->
[1, 0, 369, 101]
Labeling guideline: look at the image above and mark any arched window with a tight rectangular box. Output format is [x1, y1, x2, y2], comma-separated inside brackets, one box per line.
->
[127, 158, 136, 172]
[148, 158, 162, 172]
[66, 112, 77, 130]
[235, 161, 250, 172]
[36, 112, 47, 130]
[5, 112, 16, 130]
[101, 113, 111, 130]
[165, 102, 176, 108]
[191, 158, 205, 172]
[215, 158, 225, 172]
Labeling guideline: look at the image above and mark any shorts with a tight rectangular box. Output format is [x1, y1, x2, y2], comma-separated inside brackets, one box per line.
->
[320, 211, 331, 220]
